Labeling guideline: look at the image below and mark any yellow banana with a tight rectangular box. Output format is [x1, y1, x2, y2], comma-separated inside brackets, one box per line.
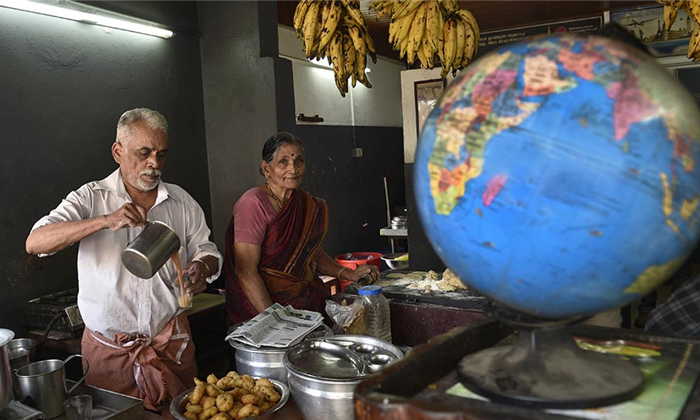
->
[437, 17, 445, 65]
[456, 8, 480, 44]
[356, 56, 372, 88]
[330, 32, 346, 96]
[343, 34, 356, 83]
[425, 0, 442, 52]
[688, 22, 700, 61]
[302, 1, 321, 57]
[442, 18, 456, 78]
[685, 0, 700, 26]
[393, 0, 424, 22]
[416, 40, 428, 68]
[294, 0, 311, 36]
[407, 3, 428, 64]
[439, 0, 458, 14]
[462, 28, 475, 67]
[453, 19, 466, 74]
[318, 0, 342, 51]
[361, 26, 377, 63]
[659, 0, 685, 29]
[347, 24, 367, 59]
[340, 0, 365, 27]
[421, 37, 435, 68]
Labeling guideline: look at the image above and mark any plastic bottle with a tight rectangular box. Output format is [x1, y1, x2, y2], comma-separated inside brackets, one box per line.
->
[358, 285, 392, 343]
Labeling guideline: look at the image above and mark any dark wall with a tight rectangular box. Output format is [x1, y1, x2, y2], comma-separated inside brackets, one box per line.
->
[291, 126, 406, 258]
[0, 2, 209, 335]
[405, 163, 446, 272]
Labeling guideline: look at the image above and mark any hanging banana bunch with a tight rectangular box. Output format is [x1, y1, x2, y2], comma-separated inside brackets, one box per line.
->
[657, 0, 700, 61]
[294, 0, 377, 97]
[370, 0, 479, 77]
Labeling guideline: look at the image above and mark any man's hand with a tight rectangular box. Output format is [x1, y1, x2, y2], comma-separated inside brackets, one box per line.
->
[106, 203, 148, 230]
[183, 261, 209, 294]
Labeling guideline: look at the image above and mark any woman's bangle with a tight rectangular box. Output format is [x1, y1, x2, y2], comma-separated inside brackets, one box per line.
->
[193, 258, 211, 277]
[337, 267, 349, 280]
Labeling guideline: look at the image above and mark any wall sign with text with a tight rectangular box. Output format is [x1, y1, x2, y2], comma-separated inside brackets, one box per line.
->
[478, 16, 603, 57]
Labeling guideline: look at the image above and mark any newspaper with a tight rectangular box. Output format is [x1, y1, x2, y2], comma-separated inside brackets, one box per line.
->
[225, 303, 324, 348]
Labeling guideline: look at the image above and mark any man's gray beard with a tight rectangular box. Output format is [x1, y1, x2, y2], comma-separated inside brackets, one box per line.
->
[134, 178, 159, 191]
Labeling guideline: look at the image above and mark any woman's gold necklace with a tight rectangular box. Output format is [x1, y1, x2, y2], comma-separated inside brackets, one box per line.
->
[265, 182, 284, 210]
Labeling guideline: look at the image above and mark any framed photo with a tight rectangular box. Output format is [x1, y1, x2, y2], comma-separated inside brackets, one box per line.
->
[414, 79, 446, 137]
[610, 4, 695, 58]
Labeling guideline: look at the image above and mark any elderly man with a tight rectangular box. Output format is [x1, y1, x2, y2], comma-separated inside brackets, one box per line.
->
[26, 108, 221, 414]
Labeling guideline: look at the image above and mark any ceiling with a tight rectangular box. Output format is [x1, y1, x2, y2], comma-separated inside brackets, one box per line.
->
[277, 0, 656, 61]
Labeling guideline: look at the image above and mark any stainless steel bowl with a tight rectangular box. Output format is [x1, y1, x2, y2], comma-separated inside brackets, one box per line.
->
[381, 253, 409, 270]
[169, 378, 289, 420]
[284, 335, 403, 420]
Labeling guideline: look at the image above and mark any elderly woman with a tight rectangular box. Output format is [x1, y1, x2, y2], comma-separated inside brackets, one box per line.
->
[224, 132, 379, 325]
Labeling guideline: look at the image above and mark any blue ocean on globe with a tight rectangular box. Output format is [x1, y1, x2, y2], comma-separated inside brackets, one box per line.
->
[414, 34, 700, 319]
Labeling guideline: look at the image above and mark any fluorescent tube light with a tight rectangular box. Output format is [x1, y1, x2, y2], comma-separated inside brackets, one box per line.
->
[0, 0, 173, 39]
[308, 57, 334, 69]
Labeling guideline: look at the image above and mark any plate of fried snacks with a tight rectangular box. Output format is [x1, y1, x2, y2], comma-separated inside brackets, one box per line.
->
[170, 370, 289, 420]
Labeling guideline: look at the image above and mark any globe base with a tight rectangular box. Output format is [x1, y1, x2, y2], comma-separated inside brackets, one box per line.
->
[458, 326, 644, 409]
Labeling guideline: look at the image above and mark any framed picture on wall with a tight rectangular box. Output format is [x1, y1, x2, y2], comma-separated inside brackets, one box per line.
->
[610, 4, 695, 58]
[415, 79, 446, 137]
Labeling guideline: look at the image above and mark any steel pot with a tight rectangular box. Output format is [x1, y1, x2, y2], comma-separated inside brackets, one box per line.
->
[122, 221, 181, 279]
[228, 324, 333, 384]
[230, 340, 289, 384]
[8, 338, 38, 399]
[283, 335, 403, 420]
[0, 329, 15, 411]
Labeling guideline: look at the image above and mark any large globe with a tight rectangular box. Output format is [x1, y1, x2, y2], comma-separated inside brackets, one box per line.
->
[414, 34, 700, 319]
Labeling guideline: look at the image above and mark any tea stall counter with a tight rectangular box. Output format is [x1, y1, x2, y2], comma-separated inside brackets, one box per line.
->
[27, 293, 226, 358]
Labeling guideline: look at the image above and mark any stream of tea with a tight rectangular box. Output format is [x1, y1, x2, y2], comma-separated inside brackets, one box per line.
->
[170, 251, 192, 308]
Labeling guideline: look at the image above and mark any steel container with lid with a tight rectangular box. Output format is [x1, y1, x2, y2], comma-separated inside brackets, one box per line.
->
[283, 335, 403, 420]
[228, 324, 333, 384]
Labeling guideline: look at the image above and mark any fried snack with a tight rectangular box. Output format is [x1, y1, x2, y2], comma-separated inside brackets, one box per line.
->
[239, 394, 260, 405]
[205, 384, 223, 397]
[185, 403, 204, 414]
[216, 393, 234, 412]
[199, 406, 218, 420]
[252, 385, 280, 403]
[236, 404, 259, 419]
[201, 396, 216, 410]
[227, 402, 244, 418]
[185, 370, 281, 420]
[190, 383, 206, 405]
[254, 378, 273, 389]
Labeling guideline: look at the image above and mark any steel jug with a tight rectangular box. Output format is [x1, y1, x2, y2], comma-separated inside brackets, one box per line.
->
[16, 354, 89, 419]
[0, 329, 15, 411]
[121, 221, 180, 279]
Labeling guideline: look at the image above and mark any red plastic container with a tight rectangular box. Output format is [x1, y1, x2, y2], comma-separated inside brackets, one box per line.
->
[335, 252, 383, 270]
[334, 252, 383, 292]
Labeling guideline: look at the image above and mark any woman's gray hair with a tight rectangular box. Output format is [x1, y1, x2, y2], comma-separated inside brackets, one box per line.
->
[116, 108, 169, 145]
[259, 132, 305, 176]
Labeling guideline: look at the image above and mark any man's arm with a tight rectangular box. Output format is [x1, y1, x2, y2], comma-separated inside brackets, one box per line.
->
[26, 202, 147, 255]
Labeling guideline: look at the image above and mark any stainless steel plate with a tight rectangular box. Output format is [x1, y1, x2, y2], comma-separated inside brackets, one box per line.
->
[169, 378, 289, 420]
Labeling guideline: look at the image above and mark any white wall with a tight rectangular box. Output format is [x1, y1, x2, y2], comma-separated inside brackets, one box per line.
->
[278, 25, 404, 127]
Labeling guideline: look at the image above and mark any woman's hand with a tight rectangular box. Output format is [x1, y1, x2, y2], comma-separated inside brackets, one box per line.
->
[183, 261, 209, 294]
[342, 264, 380, 283]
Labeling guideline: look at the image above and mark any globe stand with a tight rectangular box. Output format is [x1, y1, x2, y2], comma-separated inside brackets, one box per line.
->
[458, 303, 644, 409]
